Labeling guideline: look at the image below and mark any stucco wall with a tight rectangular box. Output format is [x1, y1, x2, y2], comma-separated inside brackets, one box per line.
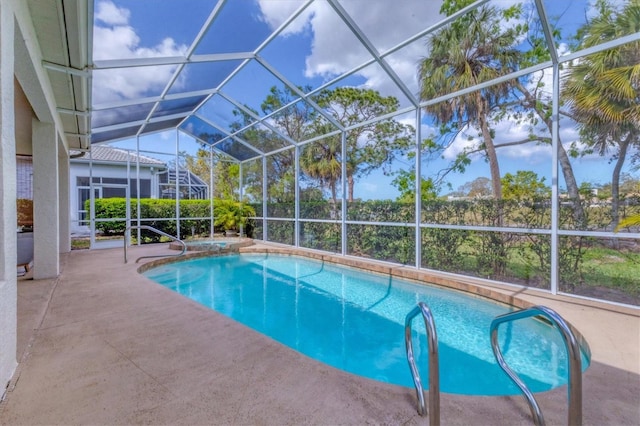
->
[0, 0, 17, 398]
[0, 280, 17, 397]
[14, 78, 33, 156]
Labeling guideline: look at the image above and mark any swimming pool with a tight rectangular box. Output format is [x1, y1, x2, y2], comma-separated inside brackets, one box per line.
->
[143, 253, 590, 396]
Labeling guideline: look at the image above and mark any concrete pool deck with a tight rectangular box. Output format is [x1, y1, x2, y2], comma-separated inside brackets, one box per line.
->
[1, 242, 638, 425]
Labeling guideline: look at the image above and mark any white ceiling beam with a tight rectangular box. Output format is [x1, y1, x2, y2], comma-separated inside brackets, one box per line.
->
[559, 32, 640, 64]
[58, 107, 90, 117]
[65, 132, 90, 139]
[93, 56, 187, 69]
[92, 89, 220, 111]
[92, 53, 255, 70]
[42, 61, 90, 77]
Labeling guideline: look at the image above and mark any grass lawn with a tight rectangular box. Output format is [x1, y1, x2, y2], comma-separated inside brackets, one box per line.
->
[580, 246, 640, 297]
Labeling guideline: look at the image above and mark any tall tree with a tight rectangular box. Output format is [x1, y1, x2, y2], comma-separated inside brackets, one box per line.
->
[391, 169, 438, 203]
[418, 0, 522, 202]
[563, 0, 640, 230]
[262, 85, 316, 142]
[182, 146, 211, 184]
[299, 134, 342, 201]
[457, 177, 493, 198]
[182, 147, 241, 199]
[501, 170, 550, 201]
[260, 85, 326, 203]
[505, 3, 587, 227]
[211, 159, 240, 199]
[313, 87, 413, 201]
[420, 0, 588, 226]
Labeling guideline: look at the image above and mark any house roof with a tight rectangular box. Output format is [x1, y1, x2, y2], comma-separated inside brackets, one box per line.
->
[71, 145, 165, 166]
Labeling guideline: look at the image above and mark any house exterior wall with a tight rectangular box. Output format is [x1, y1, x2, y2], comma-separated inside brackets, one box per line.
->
[0, 0, 17, 399]
[58, 149, 70, 253]
[69, 160, 159, 233]
[14, 77, 33, 156]
[32, 120, 59, 279]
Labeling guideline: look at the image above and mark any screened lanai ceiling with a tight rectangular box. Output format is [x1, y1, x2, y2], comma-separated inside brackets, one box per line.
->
[45, 0, 639, 161]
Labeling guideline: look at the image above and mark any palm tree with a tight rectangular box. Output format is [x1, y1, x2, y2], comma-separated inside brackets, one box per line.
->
[615, 213, 640, 231]
[418, 3, 522, 203]
[419, 2, 525, 274]
[299, 135, 342, 202]
[563, 0, 640, 230]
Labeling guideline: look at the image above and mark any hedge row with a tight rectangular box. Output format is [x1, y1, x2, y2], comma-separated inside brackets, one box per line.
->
[89, 198, 253, 240]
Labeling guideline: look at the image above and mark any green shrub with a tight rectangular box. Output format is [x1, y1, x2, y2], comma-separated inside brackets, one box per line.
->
[88, 198, 216, 239]
[213, 199, 256, 231]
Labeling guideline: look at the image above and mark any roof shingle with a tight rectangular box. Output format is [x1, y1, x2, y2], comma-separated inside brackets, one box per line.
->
[71, 146, 165, 166]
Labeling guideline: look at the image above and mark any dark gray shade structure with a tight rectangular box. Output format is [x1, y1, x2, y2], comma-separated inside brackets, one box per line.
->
[71, 0, 637, 161]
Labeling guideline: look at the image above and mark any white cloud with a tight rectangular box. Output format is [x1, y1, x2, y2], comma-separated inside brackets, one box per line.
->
[93, 25, 140, 60]
[256, 0, 310, 35]
[440, 129, 479, 161]
[157, 130, 175, 141]
[92, 1, 188, 105]
[92, 65, 176, 105]
[257, 0, 441, 98]
[285, 2, 370, 79]
[95, 0, 129, 26]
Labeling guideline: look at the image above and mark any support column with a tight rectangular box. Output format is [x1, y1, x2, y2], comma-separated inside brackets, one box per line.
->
[32, 119, 59, 278]
[340, 132, 347, 256]
[294, 145, 300, 247]
[58, 137, 70, 253]
[414, 108, 422, 269]
[0, 0, 18, 396]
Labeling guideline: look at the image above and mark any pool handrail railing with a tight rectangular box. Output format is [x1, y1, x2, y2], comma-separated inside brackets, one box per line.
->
[490, 305, 591, 426]
[404, 302, 440, 425]
[124, 225, 186, 263]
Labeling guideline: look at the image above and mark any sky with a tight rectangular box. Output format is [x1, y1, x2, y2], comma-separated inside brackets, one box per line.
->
[94, 0, 638, 200]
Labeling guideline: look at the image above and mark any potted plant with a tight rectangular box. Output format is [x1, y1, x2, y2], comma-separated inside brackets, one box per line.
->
[214, 199, 256, 237]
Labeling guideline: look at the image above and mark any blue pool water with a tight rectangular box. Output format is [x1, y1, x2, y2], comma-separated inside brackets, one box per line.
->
[143, 253, 590, 396]
[186, 240, 228, 248]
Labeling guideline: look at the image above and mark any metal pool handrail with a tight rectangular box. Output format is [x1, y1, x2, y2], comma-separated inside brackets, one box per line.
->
[490, 305, 590, 426]
[404, 302, 440, 425]
[124, 225, 186, 263]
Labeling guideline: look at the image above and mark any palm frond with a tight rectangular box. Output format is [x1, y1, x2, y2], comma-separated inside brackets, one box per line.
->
[615, 214, 640, 232]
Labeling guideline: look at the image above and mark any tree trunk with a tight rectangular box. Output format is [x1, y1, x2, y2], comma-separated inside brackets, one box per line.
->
[477, 94, 502, 200]
[329, 181, 338, 220]
[476, 95, 506, 274]
[611, 134, 632, 231]
[557, 145, 586, 227]
[477, 94, 503, 230]
[514, 81, 586, 228]
[347, 175, 355, 202]
[481, 120, 502, 200]
[330, 180, 337, 203]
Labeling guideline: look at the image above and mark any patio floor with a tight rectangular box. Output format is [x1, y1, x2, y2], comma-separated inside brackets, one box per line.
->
[1, 243, 638, 425]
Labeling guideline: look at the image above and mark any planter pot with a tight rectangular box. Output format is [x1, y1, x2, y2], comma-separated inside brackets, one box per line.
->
[17, 231, 34, 272]
[225, 230, 238, 237]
